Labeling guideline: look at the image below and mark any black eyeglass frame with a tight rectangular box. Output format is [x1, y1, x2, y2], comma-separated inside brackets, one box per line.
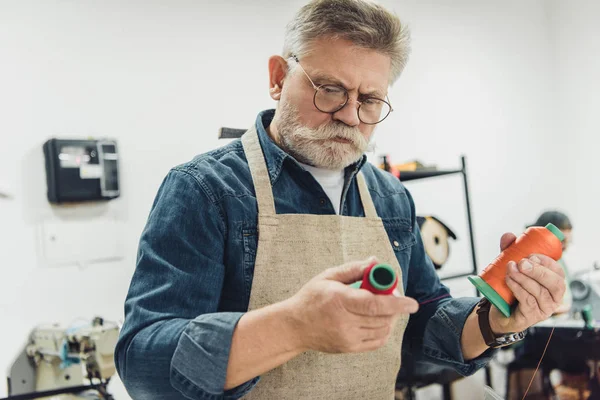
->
[290, 55, 394, 125]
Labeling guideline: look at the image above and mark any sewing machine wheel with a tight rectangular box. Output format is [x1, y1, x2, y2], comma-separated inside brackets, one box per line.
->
[570, 279, 591, 301]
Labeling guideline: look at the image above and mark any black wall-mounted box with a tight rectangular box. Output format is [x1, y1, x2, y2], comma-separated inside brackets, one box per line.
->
[43, 138, 120, 204]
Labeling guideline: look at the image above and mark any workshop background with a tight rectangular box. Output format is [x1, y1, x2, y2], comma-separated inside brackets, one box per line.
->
[1, 1, 598, 399]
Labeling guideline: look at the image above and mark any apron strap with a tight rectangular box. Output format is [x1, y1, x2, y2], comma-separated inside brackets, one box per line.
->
[241, 126, 277, 216]
[356, 172, 378, 219]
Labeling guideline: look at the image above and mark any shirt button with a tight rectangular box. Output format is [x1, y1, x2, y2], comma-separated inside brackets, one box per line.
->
[319, 198, 326, 205]
[393, 240, 400, 247]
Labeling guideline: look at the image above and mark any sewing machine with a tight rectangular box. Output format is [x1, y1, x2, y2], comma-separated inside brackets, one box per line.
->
[4, 317, 119, 400]
[505, 269, 600, 400]
[570, 263, 600, 321]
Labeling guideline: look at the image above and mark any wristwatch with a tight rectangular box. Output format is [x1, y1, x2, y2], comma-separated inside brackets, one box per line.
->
[476, 298, 526, 348]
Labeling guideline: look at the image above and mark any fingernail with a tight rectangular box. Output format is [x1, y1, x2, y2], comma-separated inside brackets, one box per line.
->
[393, 288, 401, 297]
[529, 255, 541, 264]
[520, 260, 533, 271]
[508, 261, 518, 274]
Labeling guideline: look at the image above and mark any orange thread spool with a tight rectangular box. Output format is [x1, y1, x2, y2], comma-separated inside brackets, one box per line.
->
[468, 223, 564, 317]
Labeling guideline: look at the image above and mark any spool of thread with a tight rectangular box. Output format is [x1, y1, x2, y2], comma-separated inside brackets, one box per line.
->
[468, 223, 564, 318]
[350, 262, 398, 295]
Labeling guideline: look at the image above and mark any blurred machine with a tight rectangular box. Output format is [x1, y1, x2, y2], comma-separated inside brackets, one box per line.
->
[5, 317, 119, 400]
[504, 265, 600, 399]
[570, 263, 600, 320]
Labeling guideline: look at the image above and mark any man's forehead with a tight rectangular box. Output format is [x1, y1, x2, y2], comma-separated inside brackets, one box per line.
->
[308, 68, 388, 98]
[301, 40, 391, 94]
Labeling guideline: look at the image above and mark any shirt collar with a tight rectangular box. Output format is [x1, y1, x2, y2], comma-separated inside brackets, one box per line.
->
[254, 109, 367, 184]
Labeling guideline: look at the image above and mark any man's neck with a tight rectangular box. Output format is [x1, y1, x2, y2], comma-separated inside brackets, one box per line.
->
[266, 111, 319, 168]
[266, 112, 282, 147]
[299, 162, 344, 177]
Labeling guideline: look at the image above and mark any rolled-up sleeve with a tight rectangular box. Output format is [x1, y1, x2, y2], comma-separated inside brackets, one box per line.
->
[115, 168, 257, 400]
[171, 313, 259, 399]
[421, 297, 494, 375]
[403, 192, 494, 376]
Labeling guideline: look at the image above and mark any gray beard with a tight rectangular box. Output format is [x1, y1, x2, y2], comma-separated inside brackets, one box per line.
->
[275, 102, 371, 170]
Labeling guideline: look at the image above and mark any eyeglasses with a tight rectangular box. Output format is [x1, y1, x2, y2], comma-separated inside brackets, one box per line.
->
[290, 55, 393, 125]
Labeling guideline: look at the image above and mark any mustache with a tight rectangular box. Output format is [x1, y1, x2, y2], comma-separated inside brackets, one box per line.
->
[296, 122, 368, 149]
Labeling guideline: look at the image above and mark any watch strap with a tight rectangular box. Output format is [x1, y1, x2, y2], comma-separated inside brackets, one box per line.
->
[476, 298, 526, 348]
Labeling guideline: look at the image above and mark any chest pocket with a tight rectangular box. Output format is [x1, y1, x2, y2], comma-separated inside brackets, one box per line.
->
[382, 217, 416, 289]
[242, 225, 258, 303]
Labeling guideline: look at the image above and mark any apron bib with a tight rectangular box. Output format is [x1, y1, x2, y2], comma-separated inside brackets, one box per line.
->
[241, 126, 409, 399]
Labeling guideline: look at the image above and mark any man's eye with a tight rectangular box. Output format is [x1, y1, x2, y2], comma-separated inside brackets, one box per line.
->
[321, 85, 345, 94]
[362, 98, 382, 106]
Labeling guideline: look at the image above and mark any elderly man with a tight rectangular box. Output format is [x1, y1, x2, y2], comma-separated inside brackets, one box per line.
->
[115, 1, 566, 399]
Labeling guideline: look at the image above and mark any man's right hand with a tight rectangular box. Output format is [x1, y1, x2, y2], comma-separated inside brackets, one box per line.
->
[225, 257, 419, 389]
[284, 257, 419, 354]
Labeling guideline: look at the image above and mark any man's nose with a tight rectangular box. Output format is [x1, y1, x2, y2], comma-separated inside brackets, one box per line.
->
[332, 98, 360, 127]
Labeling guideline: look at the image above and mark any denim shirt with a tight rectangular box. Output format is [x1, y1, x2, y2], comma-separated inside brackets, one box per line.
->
[115, 109, 494, 400]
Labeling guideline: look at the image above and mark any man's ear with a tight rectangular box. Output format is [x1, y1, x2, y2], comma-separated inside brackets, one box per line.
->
[268, 55, 288, 100]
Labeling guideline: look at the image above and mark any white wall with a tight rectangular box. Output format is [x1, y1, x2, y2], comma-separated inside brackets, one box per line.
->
[547, 0, 600, 276]
[377, 0, 566, 291]
[0, 1, 589, 399]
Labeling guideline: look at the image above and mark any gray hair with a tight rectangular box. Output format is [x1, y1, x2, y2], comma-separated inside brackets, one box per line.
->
[283, 0, 411, 85]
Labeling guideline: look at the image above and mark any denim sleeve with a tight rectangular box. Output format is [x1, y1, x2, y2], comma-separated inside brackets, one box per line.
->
[403, 192, 495, 376]
[114, 169, 257, 400]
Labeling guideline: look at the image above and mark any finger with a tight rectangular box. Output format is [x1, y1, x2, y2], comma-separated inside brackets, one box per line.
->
[356, 315, 395, 329]
[500, 233, 517, 251]
[514, 258, 565, 304]
[360, 324, 392, 341]
[354, 337, 389, 353]
[506, 261, 556, 315]
[360, 328, 396, 351]
[505, 274, 539, 315]
[321, 256, 378, 284]
[526, 253, 565, 278]
[344, 290, 418, 316]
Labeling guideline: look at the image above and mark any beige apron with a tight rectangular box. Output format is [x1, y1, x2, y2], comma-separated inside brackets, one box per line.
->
[241, 126, 409, 400]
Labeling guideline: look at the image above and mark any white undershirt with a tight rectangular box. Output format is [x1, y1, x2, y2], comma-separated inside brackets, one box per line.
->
[298, 162, 345, 214]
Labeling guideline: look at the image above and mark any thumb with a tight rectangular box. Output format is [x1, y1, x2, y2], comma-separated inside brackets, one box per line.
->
[322, 256, 378, 284]
[500, 233, 517, 251]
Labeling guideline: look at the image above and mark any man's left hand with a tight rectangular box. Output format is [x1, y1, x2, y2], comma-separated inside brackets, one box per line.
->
[488, 233, 567, 335]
